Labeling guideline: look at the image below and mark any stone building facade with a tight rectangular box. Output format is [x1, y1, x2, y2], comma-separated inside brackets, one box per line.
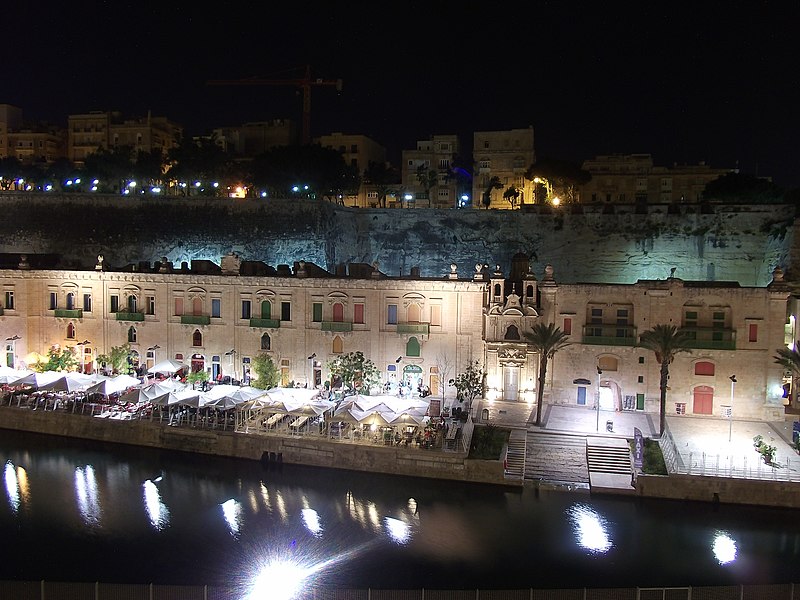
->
[1, 252, 791, 424]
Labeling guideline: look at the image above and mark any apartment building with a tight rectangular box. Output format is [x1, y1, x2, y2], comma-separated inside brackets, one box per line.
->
[212, 119, 298, 156]
[472, 127, 536, 209]
[1, 252, 791, 424]
[318, 132, 388, 207]
[580, 154, 732, 204]
[400, 135, 462, 209]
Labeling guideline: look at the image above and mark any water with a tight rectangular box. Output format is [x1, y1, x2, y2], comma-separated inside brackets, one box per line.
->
[1, 429, 799, 592]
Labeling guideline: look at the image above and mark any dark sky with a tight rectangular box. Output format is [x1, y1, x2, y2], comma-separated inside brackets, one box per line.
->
[6, 1, 798, 188]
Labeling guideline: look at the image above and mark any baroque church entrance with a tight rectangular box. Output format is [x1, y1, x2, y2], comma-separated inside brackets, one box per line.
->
[503, 365, 519, 401]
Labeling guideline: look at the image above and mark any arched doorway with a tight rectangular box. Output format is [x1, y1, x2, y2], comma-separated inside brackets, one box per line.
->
[190, 353, 205, 373]
[693, 385, 714, 415]
[403, 364, 422, 391]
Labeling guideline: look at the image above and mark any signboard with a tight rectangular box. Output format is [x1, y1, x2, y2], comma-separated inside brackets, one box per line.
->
[633, 427, 644, 469]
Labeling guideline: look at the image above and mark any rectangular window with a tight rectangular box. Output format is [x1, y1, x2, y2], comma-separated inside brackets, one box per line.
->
[616, 308, 629, 325]
[590, 308, 603, 324]
[147, 296, 155, 315]
[712, 312, 726, 328]
[312, 302, 322, 322]
[638, 356, 645, 364]
[387, 304, 397, 325]
[281, 301, 291, 321]
[748, 324, 758, 343]
[354, 302, 365, 324]
[110, 294, 119, 313]
[83, 293, 92, 313]
[174, 297, 183, 316]
[563, 317, 572, 335]
[637, 376, 644, 383]
[211, 298, 221, 318]
[4, 291, 13, 310]
[241, 300, 251, 319]
[49, 292, 58, 310]
[684, 311, 697, 326]
[430, 305, 441, 327]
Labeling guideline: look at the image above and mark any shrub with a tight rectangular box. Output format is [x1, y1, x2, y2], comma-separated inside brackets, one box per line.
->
[468, 424, 509, 460]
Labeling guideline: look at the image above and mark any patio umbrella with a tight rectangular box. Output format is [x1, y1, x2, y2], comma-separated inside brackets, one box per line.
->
[10, 371, 64, 389]
[0, 366, 32, 385]
[287, 398, 335, 416]
[147, 359, 186, 375]
[85, 375, 137, 398]
[264, 387, 320, 405]
[38, 372, 98, 393]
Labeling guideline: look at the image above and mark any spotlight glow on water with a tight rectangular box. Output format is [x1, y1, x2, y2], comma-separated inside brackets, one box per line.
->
[712, 531, 737, 564]
[384, 517, 411, 544]
[143, 479, 170, 530]
[243, 559, 311, 600]
[4, 461, 19, 513]
[222, 498, 242, 535]
[301, 508, 322, 536]
[567, 503, 612, 554]
[74, 465, 101, 526]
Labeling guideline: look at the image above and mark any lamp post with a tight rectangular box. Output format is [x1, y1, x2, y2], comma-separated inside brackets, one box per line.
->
[596, 366, 603, 432]
[5, 335, 21, 369]
[728, 375, 737, 442]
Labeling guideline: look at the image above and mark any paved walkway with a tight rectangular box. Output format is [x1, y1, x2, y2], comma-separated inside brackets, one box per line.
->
[472, 399, 800, 486]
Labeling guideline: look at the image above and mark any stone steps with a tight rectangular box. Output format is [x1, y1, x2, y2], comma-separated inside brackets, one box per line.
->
[525, 431, 590, 485]
[504, 429, 526, 480]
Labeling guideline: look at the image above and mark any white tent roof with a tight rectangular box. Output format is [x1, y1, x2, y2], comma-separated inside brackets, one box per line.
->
[147, 359, 186, 375]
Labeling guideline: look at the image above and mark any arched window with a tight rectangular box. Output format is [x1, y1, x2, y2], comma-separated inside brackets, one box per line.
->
[333, 302, 344, 322]
[127, 326, 137, 343]
[192, 297, 203, 316]
[66, 322, 76, 339]
[505, 325, 520, 340]
[695, 361, 715, 376]
[261, 333, 271, 350]
[406, 336, 421, 357]
[192, 329, 203, 347]
[66, 292, 75, 310]
[332, 335, 343, 354]
[128, 295, 137, 312]
[407, 303, 421, 323]
[261, 300, 271, 319]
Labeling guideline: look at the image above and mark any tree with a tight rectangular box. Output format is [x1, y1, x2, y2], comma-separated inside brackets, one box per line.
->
[185, 370, 209, 390]
[83, 145, 135, 193]
[250, 353, 280, 390]
[452, 360, 484, 414]
[327, 351, 380, 395]
[34, 346, 78, 373]
[503, 186, 521, 209]
[638, 324, 694, 437]
[524, 322, 572, 426]
[434, 351, 455, 404]
[703, 172, 784, 204]
[481, 176, 502, 209]
[96, 343, 134, 375]
[363, 161, 399, 207]
[774, 347, 800, 407]
[416, 165, 438, 208]
[525, 158, 591, 204]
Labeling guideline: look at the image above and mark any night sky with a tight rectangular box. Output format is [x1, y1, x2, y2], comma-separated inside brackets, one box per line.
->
[6, 1, 798, 188]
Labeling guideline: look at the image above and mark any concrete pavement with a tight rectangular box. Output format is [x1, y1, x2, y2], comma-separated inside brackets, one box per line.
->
[472, 398, 800, 483]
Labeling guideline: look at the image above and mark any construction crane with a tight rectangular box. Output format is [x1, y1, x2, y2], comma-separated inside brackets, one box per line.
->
[207, 65, 342, 145]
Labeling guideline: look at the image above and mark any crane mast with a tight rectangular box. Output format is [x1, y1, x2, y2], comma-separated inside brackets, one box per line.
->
[207, 65, 343, 145]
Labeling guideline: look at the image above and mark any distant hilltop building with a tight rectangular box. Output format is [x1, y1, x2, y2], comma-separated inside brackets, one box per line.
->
[579, 153, 733, 205]
[0, 103, 741, 206]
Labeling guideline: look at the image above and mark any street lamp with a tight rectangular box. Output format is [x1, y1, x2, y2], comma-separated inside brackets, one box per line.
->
[5, 335, 21, 369]
[728, 375, 737, 442]
[596, 366, 603, 432]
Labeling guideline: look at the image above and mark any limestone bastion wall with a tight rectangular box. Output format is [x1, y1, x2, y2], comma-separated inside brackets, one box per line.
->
[0, 193, 796, 286]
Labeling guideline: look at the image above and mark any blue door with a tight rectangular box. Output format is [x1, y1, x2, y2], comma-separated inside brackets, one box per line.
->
[577, 386, 587, 405]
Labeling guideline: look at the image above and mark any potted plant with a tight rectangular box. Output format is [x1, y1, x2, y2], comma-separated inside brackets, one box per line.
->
[752, 434, 777, 465]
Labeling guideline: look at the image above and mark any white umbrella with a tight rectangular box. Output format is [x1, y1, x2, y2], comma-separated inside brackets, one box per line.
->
[38, 372, 99, 393]
[10, 371, 64, 389]
[264, 387, 320, 405]
[0, 366, 32, 385]
[85, 375, 137, 398]
[287, 398, 335, 416]
[147, 359, 186, 375]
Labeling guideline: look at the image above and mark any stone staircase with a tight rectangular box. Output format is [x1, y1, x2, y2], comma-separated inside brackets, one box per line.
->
[504, 429, 526, 481]
[525, 431, 590, 486]
[586, 436, 635, 494]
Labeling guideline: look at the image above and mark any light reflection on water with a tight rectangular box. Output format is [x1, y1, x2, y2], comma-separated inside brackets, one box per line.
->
[0, 430, 798, 590]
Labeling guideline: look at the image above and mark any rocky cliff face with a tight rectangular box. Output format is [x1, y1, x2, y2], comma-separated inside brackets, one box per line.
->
[0, 193, 794, 286]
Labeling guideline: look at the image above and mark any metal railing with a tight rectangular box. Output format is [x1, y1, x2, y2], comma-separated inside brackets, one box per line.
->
[659, 423, 800, 482]
[1, 581, 797, 600]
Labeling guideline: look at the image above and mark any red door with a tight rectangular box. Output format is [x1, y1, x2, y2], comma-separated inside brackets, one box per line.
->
[692, 385, 713, 415]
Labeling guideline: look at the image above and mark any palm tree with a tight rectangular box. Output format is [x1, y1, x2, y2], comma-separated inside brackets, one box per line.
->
[481, 176, 503, 209]
[638, 324, 693, 437]
[524, 322, 572, 426]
